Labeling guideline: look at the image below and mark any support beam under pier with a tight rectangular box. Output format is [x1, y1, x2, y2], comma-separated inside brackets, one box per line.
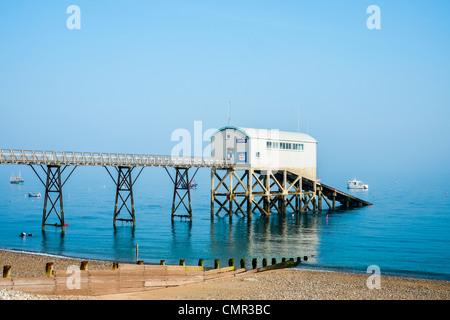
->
[165, 167, 199, 221]
[29, 164, 77, 233]
[212, 168, 306, 218]
[105, 166, 144, 227]
[209, 168, 371, 218]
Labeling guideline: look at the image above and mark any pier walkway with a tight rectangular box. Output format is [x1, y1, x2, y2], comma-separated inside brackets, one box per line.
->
[0, 149, 230, 168]
[1, 149, 372, 232]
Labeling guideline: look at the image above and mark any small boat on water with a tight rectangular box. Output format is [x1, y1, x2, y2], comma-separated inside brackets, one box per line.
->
[10, 172, 24, 184]
[347, 179, 368, 190]
[28, 192, 41, 197]
[180, 181, 198, 189]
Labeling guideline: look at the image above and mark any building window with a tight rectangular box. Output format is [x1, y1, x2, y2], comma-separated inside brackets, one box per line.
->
[226, 134, 231, 140]
[266, 141, 304, 151]
[256, 152, 260, 158]
[293, 143, 304, 151]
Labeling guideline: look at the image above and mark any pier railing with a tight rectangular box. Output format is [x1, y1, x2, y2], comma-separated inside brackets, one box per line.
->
[0, 149, 232, 168]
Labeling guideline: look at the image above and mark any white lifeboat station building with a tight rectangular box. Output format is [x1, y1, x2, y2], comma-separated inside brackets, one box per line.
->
[211, 126, 317, 180]
[210, 126, 321, 218]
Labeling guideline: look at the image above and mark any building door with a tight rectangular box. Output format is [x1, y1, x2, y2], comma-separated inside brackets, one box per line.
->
[226, 148, 235, 163]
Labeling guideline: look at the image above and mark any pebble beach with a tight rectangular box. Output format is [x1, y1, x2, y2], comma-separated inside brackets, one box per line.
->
[1, 249, 449, 300]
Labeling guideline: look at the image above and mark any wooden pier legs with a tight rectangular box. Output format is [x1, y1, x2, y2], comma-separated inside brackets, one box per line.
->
[211, 169, 332, 218]
[211, 168, 256, 218]
[105, 166, 144, 227]
[29, 164, 77, 233]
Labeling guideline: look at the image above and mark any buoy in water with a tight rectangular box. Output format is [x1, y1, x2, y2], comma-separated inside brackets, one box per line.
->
[19, 232, 26, 237]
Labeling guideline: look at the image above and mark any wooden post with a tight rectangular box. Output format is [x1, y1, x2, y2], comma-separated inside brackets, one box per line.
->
[332, 192, 336, 210]
[179, 259, 185, 266]
[211, 168, 215, 218]
[252, 258, 257, 269]
[264, 171, 271, 215]
[240, 258, 246, 269]
[80, 261, 88, 270]
[271, 258, 277, 265]
[297, 257, 301, 264]
[112, 262, 119, 270]
[214, 259, 220, 269]
[160, 260, 165, 265]
[262, 258, 268, 267]
[299, 175, 303, 212]
[136, 244, 139, 263]
[312, 181, 317, 211]
[3, 265, 11, 278]
[247, 169, 253, 219]
[282, 170, 287, 214]
[228, 258, 235, 268]
[198, 259, 204, 267]
[137, 260, 144, 265]
[318, 186, 322, 211]
[229, 169, 233, 219]
[45, 262, 53, 277]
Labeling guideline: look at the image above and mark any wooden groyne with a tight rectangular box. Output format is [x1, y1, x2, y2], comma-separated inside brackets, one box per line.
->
[1, 257, 301, 296]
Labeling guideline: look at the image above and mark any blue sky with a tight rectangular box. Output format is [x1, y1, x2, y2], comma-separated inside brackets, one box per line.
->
[1, 0, 449, 178]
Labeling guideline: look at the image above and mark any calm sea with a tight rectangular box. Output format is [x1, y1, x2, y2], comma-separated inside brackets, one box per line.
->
[0, 165, 449, 281]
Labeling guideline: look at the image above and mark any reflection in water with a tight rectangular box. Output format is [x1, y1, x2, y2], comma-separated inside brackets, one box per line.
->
[36, 210, 322, 267]
[41, 231, 66, 256]
[208, 213, 321, 266]
[170, 219, 193, 260]
[112, 225, 136, 262]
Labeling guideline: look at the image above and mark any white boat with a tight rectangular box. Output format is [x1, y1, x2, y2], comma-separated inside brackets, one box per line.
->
[347, 179, 368, 190]
[28, 192, 41, 197]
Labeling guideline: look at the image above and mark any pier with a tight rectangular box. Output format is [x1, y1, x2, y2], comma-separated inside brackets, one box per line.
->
[0, 148, 372, 232]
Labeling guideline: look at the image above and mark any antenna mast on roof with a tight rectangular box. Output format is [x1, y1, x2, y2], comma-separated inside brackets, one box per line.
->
[227, 101, 231, 126]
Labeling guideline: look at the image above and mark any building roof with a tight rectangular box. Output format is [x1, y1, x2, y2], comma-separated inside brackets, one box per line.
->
[213, 126, 318, 143]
